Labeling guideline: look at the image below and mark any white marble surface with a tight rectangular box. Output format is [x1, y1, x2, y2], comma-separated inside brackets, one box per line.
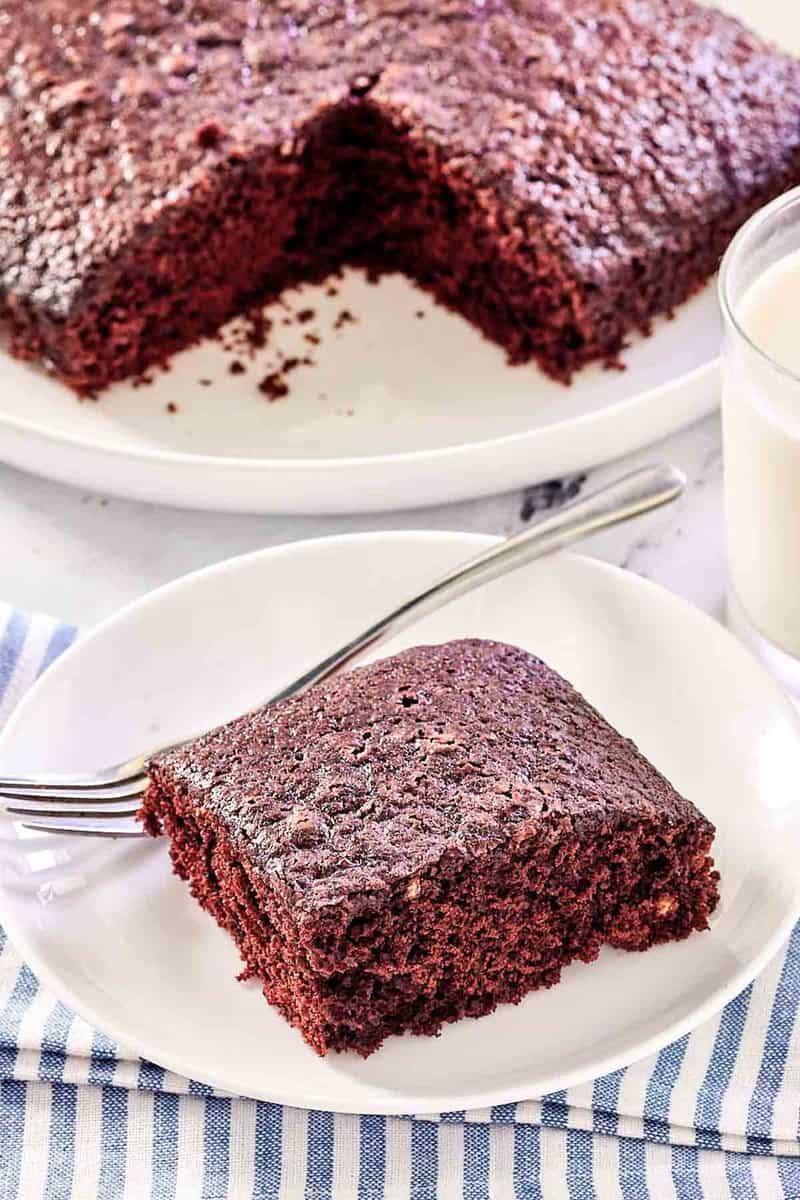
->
[0, 408, 725, 631]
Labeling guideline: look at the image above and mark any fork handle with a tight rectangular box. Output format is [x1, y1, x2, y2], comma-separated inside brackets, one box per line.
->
[0, 463, 684, 789]
[266, 463, 685, 706]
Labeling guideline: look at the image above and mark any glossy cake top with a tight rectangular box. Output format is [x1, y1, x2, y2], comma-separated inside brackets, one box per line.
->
[2, 0, 800, 318]
[150, 638, 712, 912]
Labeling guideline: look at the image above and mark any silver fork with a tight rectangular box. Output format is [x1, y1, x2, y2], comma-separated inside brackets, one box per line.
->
[0, 463, 685, 838]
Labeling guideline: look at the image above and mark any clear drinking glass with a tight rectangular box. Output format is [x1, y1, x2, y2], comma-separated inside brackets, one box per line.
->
[721, 186, 800, 694]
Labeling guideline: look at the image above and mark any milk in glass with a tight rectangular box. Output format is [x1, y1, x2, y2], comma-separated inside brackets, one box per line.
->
[723, 248, 800, 657]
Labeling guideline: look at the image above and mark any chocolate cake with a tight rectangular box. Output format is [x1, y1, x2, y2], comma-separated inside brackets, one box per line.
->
[140, 639, 719, 1057]
[2, 1, 800, 395]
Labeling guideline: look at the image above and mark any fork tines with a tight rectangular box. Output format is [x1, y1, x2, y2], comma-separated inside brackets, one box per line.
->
[0, 770, 148, 838]
[19, 816, 145, 838]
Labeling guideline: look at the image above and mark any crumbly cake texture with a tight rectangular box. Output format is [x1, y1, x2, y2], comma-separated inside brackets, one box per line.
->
[140, 639, 719, 1058]
[2, 2, 800, 395]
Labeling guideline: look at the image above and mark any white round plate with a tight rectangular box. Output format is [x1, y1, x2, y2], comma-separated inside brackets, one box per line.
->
[1, 532, 800, 1114]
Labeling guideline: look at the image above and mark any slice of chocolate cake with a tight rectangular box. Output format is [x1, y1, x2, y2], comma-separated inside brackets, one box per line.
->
[140, 639, 719, 1058]
[1, 1, 800, 394]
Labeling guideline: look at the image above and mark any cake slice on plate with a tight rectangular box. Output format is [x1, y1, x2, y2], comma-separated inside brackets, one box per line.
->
[141, 639, 719, 1057]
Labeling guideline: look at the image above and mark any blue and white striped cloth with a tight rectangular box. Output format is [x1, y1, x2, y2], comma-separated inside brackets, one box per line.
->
[2, 604, 800, 1199]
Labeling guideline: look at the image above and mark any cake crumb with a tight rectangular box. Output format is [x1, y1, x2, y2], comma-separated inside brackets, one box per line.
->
[243, 309, 272, 352]
[258, 371, 289, 401]
[296, 307, 315, 323]
[229, 360, 246, 375]
[334, 309, 356, 330]
[166, 400, 178, 413]
[304, 332, 320, 346]
[415, 310, 425, 318]
[325, 284, 339, 297]
[198, 378, 212, 386]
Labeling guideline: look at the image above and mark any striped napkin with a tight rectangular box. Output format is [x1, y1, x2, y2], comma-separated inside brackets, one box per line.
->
[1, 604, 800, 1199]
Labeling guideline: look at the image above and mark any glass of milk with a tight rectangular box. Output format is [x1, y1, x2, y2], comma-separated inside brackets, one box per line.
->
[721, 186, 800, 693]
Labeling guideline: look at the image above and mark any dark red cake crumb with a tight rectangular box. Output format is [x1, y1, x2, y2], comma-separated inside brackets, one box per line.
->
[258, 371, 289, 401]
[325, 285, 339, 298]
[296, 308, 315, 323]
[304, 332, 320, 346]
[166, 401, 178, 413]
[334, 309, 356, 330]
[141, 639, 719, 1059]
[228, 360, 246, 375]
[281, 354, 314, 374]
[241, 310, 271, 354]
